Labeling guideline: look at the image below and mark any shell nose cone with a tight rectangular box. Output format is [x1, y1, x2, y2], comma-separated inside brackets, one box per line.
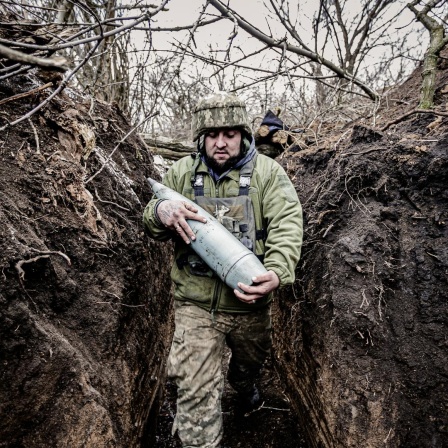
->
[147, 177, 163, 194]
[147, 177, 157, 189]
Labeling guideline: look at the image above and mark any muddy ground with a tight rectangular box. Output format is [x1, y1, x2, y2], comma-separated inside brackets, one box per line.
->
[155, 352, 308, 448]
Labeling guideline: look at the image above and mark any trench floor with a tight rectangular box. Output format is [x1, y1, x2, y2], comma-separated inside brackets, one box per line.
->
[154, 351, 309, 448]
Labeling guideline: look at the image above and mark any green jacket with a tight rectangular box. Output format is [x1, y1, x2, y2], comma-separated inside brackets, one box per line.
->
[143, 152, 303, 313]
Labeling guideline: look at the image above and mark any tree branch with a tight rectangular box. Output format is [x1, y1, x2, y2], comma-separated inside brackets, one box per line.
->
[381, 108, 448, 131]
[0, 1, 170, 52]
[0, 82, 53, 106]
[208, 0, 379, 101]
[0, 43, 68, 71]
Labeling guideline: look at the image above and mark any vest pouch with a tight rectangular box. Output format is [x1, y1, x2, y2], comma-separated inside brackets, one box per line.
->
[195, 195, 257, 253]
[240, 235, 253, 251]
[221, 216, 234, 232]
[187, 254, 213, 277]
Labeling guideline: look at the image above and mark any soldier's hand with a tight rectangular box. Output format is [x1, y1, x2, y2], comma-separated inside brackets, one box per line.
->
[157, 200, 207, 244]
[234, 270, 280, 304]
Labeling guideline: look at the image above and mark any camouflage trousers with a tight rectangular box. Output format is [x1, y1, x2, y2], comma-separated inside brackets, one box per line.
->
[168, 301, 272, 448]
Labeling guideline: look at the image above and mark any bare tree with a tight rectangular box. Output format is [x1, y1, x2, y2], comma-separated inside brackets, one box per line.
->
[0, 0, 169, 129]
[408, 0, 448, 109]
[0, 0, 443, 139]
[164, 0, 429, 133]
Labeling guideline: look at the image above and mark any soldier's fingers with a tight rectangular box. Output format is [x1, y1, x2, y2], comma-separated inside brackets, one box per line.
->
[237, 281, 270, 299]
[175, 223, 194, 244]
[183, 202, 198, 213]
[234, 284, 264, 301]
[185, 211, 207, 223]
[234, 289, 261, 302]
[176, 220, 197, 242]
[236, 281, 255, 294]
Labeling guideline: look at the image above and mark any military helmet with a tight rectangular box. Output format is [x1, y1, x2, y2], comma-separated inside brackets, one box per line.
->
[191, 91, 252, 141]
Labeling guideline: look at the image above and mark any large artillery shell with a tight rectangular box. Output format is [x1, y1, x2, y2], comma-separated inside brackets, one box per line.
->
[148, 177, 268, 291]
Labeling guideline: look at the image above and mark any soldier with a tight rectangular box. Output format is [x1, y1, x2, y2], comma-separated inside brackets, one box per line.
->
[143, 91, 303, 448]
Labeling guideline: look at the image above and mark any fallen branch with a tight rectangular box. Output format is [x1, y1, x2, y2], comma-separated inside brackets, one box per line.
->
[381, 108, 448, 131]
[141, 135, 194, 153]
[0, 82, 53, 107]
[148, 146, 192, 160]
[142, 127, 292, 161]
[0, 43, 68, 71]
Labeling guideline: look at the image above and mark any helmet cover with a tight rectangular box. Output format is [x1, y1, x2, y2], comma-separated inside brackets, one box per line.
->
[191, 91, 252, 141]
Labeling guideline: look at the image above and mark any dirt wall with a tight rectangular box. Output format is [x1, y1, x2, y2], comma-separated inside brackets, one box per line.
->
[0, 80, 172, 447]
[274, 123, 447, 447]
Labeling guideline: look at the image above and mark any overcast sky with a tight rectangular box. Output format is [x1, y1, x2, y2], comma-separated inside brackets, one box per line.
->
[149, 0, 420, 51]
[123, 0, 429, 128]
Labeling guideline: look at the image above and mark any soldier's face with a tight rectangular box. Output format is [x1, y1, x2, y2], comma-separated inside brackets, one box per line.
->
[204, 129, 242, 167]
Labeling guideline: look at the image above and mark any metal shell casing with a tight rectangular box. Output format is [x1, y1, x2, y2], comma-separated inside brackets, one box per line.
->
[147, 177, 268, 291]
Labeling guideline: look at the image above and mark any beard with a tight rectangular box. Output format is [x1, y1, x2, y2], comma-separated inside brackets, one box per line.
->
[204, 152, 243, 174]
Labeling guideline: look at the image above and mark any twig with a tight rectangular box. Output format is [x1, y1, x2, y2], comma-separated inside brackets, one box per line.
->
[377, 283, 384, 322]
[0, 34, 101, 131]
[426, 251, 441, 261]
[15, 250, 71, 281]
[93, 187, 130, 211]
[261, 405, 290, 412]
[27, 117, 40, 153]
[0, 83, 53, 107]
[322, 220, 338, 238]
[0, 65, 30, 81]
[172, 1, 209, 75]
[85, 111, 159, 184]
[341, 148, 384, 156]
[360, 289, 369, 308]
[381, 108, 448, 131]
[0, 43, 68, 71]
[96, 301, 145, 308]
[383, 427, 392, 443]
[100, 289, 146, 307]
[0, 62, 20, 73]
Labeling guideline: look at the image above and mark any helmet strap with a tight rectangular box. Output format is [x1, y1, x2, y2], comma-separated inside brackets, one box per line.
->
[197, 134, 206, 153]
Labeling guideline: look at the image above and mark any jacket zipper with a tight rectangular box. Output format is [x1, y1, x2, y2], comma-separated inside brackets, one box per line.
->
[209, 178, 221, 320]
[210, 281, 222, 322]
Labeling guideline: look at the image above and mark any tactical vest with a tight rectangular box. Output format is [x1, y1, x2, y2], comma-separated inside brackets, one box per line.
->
[177, 154, 266, 277]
